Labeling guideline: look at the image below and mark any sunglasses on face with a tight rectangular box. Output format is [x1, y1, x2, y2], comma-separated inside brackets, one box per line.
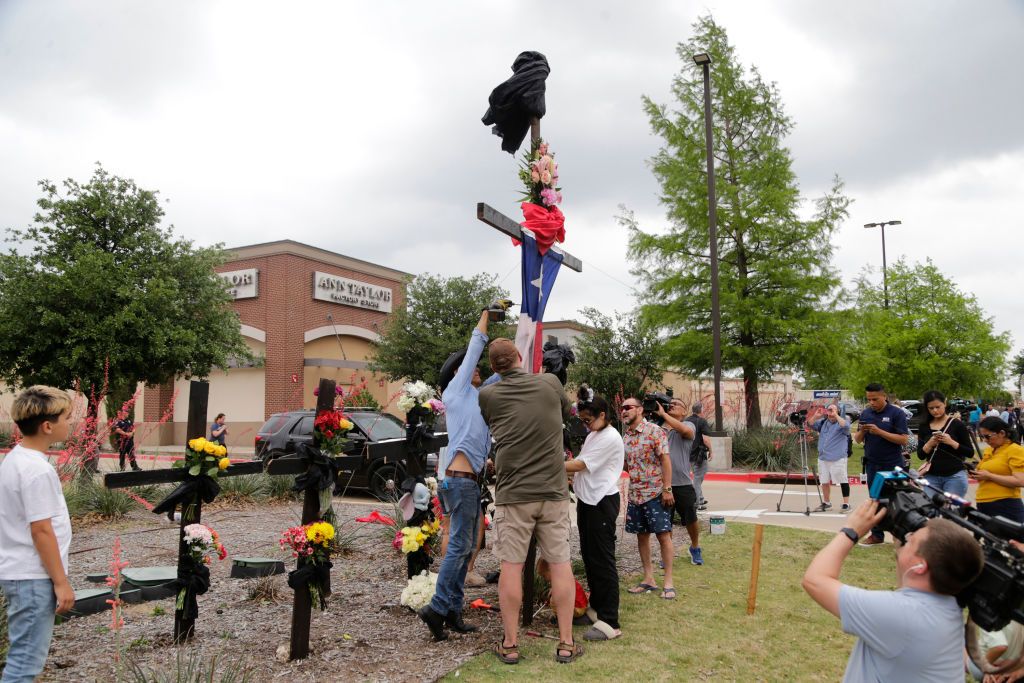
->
[582, 417, 593, 425]
[979, 433, 999, 441]
[621, 405, 639, 412]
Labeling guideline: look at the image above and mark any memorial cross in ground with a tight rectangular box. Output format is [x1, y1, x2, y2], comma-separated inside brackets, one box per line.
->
[104, 379, 364, 658]
[477, 114, 583, 627]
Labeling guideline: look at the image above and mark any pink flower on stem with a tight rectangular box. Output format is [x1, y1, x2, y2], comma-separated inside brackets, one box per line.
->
[530, 170, 540, 182]
[538, 142, 549, 156]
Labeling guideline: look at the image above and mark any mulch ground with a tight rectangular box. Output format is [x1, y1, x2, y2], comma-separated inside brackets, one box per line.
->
[40, 494, 668, 682]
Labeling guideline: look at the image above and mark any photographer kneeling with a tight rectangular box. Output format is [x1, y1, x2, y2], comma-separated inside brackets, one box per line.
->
[802, 501, 984, 682]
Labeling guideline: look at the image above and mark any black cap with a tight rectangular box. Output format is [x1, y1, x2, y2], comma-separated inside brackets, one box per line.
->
[439, 348, 468, 394]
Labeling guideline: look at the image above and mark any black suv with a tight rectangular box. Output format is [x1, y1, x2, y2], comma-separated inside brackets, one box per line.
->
[253, 408, 440, 499]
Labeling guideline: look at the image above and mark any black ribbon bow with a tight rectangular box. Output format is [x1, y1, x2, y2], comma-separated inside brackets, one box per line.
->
[152, 475, 221, 521]
[291, 442, 342, 493]
[175, 561, 211, 620]
[542, 341, 576, 386]
[287, 560, 333, 610]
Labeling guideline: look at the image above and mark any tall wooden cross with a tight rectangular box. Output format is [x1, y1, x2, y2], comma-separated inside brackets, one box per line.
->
[476, 118, 582, 627]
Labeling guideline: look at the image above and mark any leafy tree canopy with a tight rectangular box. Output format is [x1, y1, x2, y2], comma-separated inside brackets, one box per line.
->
[369, 273, 514, 388]
[624, 15, 850, 427]
[0, 164, 250, 407]
[843, 259, 1010, 400]
[568, 308, 664, 407]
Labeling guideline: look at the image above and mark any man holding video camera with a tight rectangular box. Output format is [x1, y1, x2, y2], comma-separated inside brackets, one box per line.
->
[854, 383, 909, 545]
[814, 403, 851, 512]
[803, 500, 984, 682]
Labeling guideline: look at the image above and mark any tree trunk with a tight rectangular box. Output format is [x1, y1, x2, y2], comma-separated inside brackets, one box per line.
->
[743, 370, 762, 429]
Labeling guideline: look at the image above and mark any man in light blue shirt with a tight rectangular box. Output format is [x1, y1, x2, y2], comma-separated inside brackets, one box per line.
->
[803, 501, 984, 682]
[418, 307, 501, 641]
[813, 403, 851, 512]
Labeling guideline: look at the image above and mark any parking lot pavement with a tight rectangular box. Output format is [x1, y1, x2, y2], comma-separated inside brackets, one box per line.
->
[699, 479, 979, 535]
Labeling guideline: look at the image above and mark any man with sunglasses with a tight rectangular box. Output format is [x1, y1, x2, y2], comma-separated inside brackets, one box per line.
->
[621, 398, 676, 599]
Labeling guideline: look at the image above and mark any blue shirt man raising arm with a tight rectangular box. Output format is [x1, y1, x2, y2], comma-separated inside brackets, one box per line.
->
[418, 306, 502, 641]
[853, 383, 909, 546]
[813, 403, 851, 512]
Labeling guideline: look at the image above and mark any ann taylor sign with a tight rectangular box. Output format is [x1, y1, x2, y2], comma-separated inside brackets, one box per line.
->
[313, 272, 393, 313]
[219, 269, 258, 300]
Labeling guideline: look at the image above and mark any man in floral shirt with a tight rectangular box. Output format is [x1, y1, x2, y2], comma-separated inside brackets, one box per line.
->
[621, 398, 676, 599]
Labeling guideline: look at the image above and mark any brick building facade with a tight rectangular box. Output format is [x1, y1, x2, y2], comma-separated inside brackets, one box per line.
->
[137, 240, 408, 448]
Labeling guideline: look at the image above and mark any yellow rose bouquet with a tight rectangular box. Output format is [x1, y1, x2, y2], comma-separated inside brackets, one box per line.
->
[175, 437, 231, 479]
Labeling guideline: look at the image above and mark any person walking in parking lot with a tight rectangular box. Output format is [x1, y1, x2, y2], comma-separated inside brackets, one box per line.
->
[853, 383, 909, 546]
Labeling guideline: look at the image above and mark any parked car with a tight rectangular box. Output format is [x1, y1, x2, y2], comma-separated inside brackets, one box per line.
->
[774, 400, 862, 426]
[253, 408, 440, 499]
[899, 400, 929, 434]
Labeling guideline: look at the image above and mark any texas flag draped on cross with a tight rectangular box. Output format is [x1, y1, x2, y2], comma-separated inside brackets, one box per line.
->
[515, 229, 563, 373]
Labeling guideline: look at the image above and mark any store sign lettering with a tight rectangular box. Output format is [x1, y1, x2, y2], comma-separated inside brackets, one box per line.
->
[313, 272, 392, 313]
[218, 268, 258, 300]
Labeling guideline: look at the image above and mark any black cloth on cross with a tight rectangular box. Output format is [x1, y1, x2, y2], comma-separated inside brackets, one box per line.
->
[175, 560, 211, 620]
[152, 475, 221, 521]
[291, 442, 342, 493]
[541, 341, 575, 386]
[288, 560, 333, 611]
[481, 51, 549, 154]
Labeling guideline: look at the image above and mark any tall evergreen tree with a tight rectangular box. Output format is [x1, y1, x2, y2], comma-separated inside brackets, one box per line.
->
[624, 16, 850, 427]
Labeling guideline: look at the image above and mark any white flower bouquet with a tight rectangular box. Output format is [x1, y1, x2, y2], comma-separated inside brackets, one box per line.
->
[400, 570, 438, 611]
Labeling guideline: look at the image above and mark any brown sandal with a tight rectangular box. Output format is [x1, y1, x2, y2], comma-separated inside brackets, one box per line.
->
[555, 640, 584, 664]
[493, 641, 520, 665]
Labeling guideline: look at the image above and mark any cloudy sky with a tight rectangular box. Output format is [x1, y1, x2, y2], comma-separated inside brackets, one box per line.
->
[2, 1, 1022, 372]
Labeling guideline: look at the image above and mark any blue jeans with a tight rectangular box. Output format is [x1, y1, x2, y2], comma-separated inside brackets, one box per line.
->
[428, 476, 479, 615]
[923, 470, 969, 498]
[0, 578, 57, 683]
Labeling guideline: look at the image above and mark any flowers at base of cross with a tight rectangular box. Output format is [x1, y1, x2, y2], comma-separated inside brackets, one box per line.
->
[396, 380, 435, 413]
[393, 518, 442, 554]
[400, 570, 438, 611]
[177, 524, 226, 614]
[313, 409, 354, 455]
[518, 138, 562, 208]
[280, 520, 335, 610]
[175, 437, 230, 479]
[183, 524, 228, 564]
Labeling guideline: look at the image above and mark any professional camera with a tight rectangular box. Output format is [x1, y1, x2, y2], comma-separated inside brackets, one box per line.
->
[642, 392, 672, 414]
[789, 409, 808, 427]
[949, 398, 977, 422]
[870, 469, 1024, 630]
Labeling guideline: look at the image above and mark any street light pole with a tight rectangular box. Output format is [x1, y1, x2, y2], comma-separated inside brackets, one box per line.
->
[863, 220, 902, 309]
[694, 52, 724, 433]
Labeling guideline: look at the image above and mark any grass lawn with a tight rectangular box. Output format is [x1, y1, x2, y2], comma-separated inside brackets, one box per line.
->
[447, 523, 899, 682]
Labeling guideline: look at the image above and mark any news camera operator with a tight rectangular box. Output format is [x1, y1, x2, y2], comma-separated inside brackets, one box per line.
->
[802, 500, 984, 682]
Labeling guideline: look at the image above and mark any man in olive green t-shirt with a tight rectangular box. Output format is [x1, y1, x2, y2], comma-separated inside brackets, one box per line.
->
[478, 338, 579, 664]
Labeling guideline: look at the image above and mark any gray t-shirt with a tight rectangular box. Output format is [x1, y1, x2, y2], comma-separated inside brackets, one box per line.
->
[667, 427, 694, 487]
[839, 585, 964, 682]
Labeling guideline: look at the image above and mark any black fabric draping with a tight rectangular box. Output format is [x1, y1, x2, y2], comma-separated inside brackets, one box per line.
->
[541, 341, 575, 386]
[481, 51, 550, 154]
[291, 442, 342, 493]
[152, 475, 220, 521]
[287, 560, 333, 610]
[175, 561, 211, 620]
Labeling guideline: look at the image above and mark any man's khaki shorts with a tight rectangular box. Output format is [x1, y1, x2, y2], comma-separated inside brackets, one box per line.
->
[493, 499, 571, 565]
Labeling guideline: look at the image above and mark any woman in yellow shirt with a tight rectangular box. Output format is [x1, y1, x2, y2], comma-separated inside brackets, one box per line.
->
[971, 416, 1024, 523]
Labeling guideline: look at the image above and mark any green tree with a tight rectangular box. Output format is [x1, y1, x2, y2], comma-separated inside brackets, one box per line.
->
[369, 273, 514, 388]
[0, 164, 250, 415]
[1011, 349, 1024, 377]
[843, 259, 1010, 399]
[624, 16, 850, 427]
[568, 308, 664, 405]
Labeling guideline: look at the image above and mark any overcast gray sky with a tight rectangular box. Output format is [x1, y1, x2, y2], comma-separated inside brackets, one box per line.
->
[2, 1, 1022, 376]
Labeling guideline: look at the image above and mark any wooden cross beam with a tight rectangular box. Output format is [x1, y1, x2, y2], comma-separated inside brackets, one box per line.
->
[476, 202, 583, 273]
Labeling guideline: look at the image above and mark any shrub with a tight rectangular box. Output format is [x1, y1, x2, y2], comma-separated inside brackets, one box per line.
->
[63, 477, 150, 519]
[730, 427, 800, 471]
[244, 575, 284, 603]
[0, 427, 15, 449]
[217, 474, 266, 503]
[118, 649, 254, 682]
[263, 473, 300, 501]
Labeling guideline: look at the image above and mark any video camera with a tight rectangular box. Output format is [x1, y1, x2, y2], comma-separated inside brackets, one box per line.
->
[642, 392, 672, 424]
[870, 469, 1024, 630]
[789, 409, 808, 427]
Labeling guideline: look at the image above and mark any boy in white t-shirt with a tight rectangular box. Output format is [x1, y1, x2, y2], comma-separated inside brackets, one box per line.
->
[0, 386, 75, 683]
